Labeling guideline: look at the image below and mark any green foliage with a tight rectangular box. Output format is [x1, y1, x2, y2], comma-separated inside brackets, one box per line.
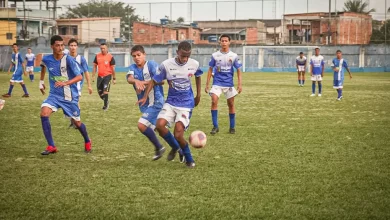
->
[60, 0, 139, 40]
[343, 0, 376, 14]
[370, 20, 390, 44]
[1, 72, 390, 219]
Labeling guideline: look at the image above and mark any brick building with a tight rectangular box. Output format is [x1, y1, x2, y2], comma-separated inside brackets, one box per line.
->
[284, 12, 372, 45]
[132, 21, 201, 45]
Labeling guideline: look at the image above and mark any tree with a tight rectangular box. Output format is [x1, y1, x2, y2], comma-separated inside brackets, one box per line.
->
[370, 20, 390, 44]
[343, 0, 376, 14]
[177, 17, 185, 24]
[60, 0, 139, 41]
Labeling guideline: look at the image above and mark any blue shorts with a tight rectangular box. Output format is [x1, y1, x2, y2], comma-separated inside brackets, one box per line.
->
[41, 96, 81, 121]
[138, 106, 161, 129]
[333, 79, 344, 89]
[10, 69, 23, 83]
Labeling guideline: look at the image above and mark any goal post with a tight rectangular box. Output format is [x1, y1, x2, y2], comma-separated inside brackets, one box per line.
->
[242, 46, 320, 72]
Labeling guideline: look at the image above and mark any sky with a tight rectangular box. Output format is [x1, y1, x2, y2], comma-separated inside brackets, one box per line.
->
[22, 0, 390, 21]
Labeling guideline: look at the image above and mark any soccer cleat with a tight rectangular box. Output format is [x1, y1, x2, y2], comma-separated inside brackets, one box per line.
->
[179, 149, 186, 163]
[102, 101, 109, 111]
[210, 127, 219, 135]
[337, 96, 343, 101]
[167, 149, 178, 161]
[229, 128, 236, 134]
[41, 146, 58, 155]
[22, 94, 29, 98]
[310, 94, 315, 97]
[318, 94, 322, 97]
[84, 140, 92, 153]
[152, 147, 165, 161]
[2, 94, 11, 98]
[185, 161, 196, 168]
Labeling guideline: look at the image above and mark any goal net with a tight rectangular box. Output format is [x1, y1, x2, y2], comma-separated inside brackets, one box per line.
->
[242, 46, 320, 72]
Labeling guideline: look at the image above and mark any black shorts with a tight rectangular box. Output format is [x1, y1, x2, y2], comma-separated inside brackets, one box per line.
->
[97, 75, 112, 93]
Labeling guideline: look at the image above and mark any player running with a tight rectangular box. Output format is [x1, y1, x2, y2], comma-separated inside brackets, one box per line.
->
[39, 35, 92, 155]
[310, 48, 325, 97]
[205, 34, 242, 135]
[2, 43, 29, 98]
[137, 41, 203, 168]
[127, 45, 173, 161]
[296, 52, 307, 87]
[332, 50, 352, 101]
[25, 48, 36, 82]
[92, 43, 116, 111]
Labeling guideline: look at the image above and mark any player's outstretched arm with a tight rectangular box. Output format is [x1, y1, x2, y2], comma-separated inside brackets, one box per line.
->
[127, 74, 145, 91]
[237, 68, 242, 94]
[205, 67, 213, 93]
[84, 71, 93, 94]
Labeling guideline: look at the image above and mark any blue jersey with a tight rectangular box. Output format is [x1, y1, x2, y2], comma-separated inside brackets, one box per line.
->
[332, 58, 348, 81]
[209, 50, 242, 87]
[154, 58, 203, 109]
[41, 54, 81, 102]
[310, 55, 325, 75]
[127, 61, 165, 112]
[25, 53, 35, 67]
[11, 53, 23, 73]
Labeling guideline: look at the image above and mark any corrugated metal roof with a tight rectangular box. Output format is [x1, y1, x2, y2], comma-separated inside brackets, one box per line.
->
[201, 28, 245, 35]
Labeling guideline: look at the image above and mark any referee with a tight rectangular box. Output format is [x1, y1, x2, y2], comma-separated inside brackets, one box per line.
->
[92, 43, 116, 111]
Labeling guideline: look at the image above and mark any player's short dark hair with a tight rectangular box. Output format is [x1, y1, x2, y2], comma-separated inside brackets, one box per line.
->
[336, 50, 342, 53]
[178, 41, 192, 51]
[68, 38, 78, 46]
[100, 43, 107, 46]
[131, 45, 145, 54]
[219, 34, 231, 41]
[27, 47, 31, 50]
[50, 35, 63, 45]
[315, 47, 320, 50]
[299, 52, 304, 54]
[12, 43, 17, 46]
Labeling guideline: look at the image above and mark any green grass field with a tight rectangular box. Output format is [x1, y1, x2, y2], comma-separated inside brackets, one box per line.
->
[0, 72, 389, 219]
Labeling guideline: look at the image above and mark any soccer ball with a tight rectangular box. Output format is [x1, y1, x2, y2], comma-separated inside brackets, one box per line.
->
[189, 130, 207, 148]
[0, 99, 5, 110]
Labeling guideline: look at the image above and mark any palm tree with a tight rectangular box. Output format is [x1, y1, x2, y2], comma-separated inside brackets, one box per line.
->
[343, 0, 376, 14]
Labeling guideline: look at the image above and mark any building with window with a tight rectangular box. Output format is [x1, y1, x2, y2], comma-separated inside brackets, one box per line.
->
[56, 17, 121, 44]
[0, 20, 16, 45]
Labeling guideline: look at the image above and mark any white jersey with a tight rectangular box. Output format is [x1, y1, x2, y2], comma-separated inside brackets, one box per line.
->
[296, 56, 307, 66]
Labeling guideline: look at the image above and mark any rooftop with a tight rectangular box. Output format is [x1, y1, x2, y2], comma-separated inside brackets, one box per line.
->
[56, 17, 121, 22]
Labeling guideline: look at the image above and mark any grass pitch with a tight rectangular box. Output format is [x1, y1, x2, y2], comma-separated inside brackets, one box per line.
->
[0, 72, 389, 219]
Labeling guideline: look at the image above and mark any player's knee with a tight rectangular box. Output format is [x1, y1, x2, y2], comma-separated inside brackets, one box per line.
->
[73, 120, 81, 128]
[156, 120, 166, 131]
[137, 122, 147, 133]
[174, 129, 184, 141]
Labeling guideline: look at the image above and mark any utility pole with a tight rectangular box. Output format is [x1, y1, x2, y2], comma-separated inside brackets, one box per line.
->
[328, 0, 331, 44]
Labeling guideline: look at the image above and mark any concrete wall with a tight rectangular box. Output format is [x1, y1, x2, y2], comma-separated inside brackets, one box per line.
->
[0, 20, 16, 45]
[1, 44, 389, 72]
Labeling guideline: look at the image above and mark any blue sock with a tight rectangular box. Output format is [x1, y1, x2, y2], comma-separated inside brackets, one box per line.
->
[77, 123, 90, 143]
[21, 84, 28, 95]
[298, 79, 301, 85]
[229, 113, 235, 129]
[181, 143, 194, 163]
[211, 110, 218, 128]
[143, 127, 162, 150]
[7, 85, 14, 95]
[41, 116, 55, 146]
[318, 83, 322, 94]
[29, 74, 32, 81]
[312, 83, 316, 94]
[302, 80, 305, 85]
[162, 131, 180, 150]
[339, 89, 343, 97]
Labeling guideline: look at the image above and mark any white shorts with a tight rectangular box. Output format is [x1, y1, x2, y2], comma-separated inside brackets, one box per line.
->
[297, 65, 306, 72]
[26, 66, 34, 72]
[311, 75, 323, 82]
[209, 85, 238, 99]
[157, 103, 192, 129]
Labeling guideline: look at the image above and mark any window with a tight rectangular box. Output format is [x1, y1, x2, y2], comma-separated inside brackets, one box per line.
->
[59, 26, 67, 35]
[240, 35, 246, 40]
[6, 33, 12, 40]
[71, 26, 78, 35]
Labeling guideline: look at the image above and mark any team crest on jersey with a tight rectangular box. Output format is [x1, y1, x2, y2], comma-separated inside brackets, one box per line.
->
[105, 61, 109, 64]
[181, 114, 187, 119]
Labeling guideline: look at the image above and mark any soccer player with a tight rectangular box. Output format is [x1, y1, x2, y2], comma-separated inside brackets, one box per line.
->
[205, 34, 242, 135]
[296, 52, 307, 86]
[63, 48, 70, 55]
[92, 43, 116, 110]
[310, 48, 325, 97]
[127, 45, 168, 161]
[332, 50, 352, 101]
[25, 48, 36, 82]
[39, 35, 92, 155]
[2, 43, 29, 98]
[137, 41, 203, 168]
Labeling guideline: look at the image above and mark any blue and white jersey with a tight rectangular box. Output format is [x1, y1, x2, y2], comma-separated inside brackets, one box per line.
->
[25, 53, 35, 67]
[127, 60, 164, 112]
[63, 49, 70, 55]
[209, 50, 242, 87]
[74, 54, 88, 84]
[154, 58, 203, 109]
[41, 54, 81, 102]
[11, 53, 23, 74]
[296, 56, 307, 66]
[310, 55, 325, 75]
[332, 58, 348, 81]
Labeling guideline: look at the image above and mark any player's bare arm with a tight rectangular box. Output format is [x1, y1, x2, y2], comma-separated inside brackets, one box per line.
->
[321, 64, 325, 77]
[346, 67, 352, 79]
[195, 76, 201, 107]
[22, 62, 27, 76]
[205, 66, 213, 93]
[84, 71, 93, 94]
[112, 65, 116, 85]
[39, 66, 46, 94]
[92, 63, 97, 82]
[8, 63, 13, 74]
[310, 64, 313, 76]
[127, 74, 146, 91]
[237, 68, 242, 94]
[137, 79, 156, 106]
